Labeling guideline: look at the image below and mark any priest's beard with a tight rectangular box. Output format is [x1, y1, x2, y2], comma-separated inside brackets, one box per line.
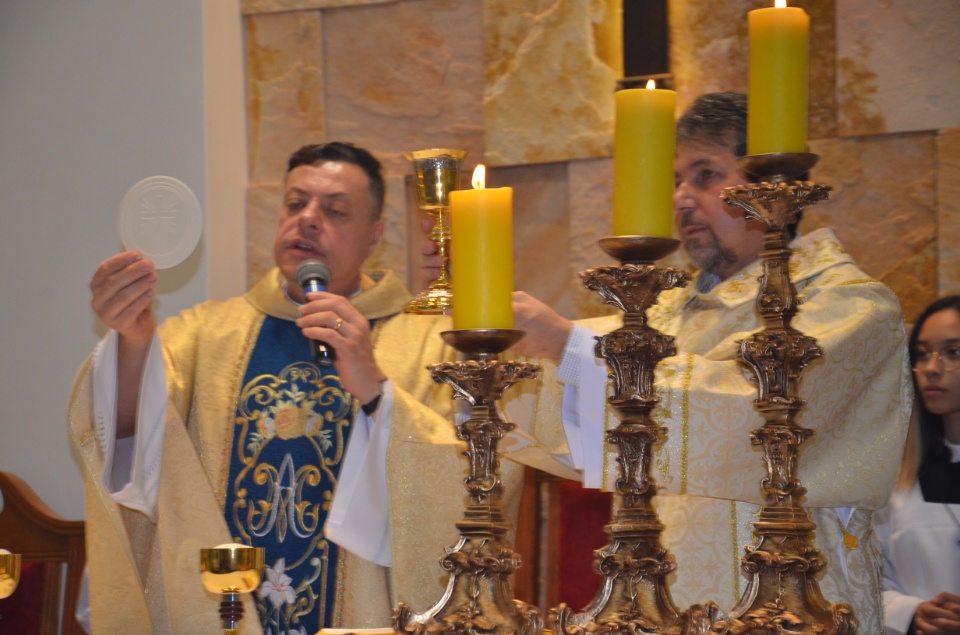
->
[683, 226, 738, 278]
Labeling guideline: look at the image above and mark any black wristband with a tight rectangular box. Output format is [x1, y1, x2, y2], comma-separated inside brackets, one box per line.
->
[361, 379, 386, 416]
[361, 393, 382, 416]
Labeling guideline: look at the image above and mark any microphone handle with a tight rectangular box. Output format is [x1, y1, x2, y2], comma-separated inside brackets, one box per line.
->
[313, 340, 336, 368]
[303, 278, 336, 367]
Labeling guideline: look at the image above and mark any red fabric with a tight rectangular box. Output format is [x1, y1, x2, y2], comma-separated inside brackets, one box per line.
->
[557, 481, 613, 611]
[0, 561, 43, 635]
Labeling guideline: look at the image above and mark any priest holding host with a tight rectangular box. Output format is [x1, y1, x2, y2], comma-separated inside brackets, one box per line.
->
[70, 141, 575, 634]
[71, 95, 911, 634]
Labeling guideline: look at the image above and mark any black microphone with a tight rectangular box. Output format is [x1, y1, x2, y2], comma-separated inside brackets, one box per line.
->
[296, 259, 336, 367]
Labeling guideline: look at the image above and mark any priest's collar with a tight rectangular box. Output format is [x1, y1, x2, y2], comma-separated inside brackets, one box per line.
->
[282, 281, 363, 305]
[682, 228, 854, 307]
[695, 271, 723, 294]
[246, 268, 413, 322]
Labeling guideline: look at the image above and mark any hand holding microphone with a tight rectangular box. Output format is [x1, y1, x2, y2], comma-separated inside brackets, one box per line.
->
[295, 259, 387, 411]
[296, 259, 336, 367]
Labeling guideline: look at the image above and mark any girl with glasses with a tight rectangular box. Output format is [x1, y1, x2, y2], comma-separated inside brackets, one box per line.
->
[877, 295, 960, 635]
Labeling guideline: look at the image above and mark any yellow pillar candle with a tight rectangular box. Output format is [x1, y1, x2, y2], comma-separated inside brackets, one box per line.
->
[747, 1, 810, 154]
[612, 80, 676, 237]
[450, 165, 515, 330]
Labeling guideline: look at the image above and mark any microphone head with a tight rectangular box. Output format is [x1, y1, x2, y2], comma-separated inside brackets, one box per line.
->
[296, 259, 330, 288]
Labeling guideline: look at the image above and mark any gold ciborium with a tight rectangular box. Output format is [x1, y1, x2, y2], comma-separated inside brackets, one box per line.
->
[0, 549, 20, 600]
[404, 148, 467, 314]
[200, 543, 265, 635]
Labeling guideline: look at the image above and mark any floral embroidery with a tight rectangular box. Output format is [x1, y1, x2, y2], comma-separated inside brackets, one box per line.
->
[238, 363, 348, 456]
[260, 398, 321, 440]
[261, 558, 297, 609]
[228, 356, 351, 633]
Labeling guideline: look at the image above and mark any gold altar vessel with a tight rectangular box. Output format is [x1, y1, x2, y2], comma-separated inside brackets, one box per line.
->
[200, 543, 265, 635]
[404, 148, 467, 315]
[711, 152, 857, 635]
[394, 329, 543, 635]
[551, 236, 719, 635]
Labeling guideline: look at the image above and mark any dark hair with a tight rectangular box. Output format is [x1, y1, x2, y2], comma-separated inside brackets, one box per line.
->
[286, 142, 385, 220]
[677, 92, 748, 159]
[909, 295, 960, 474]
[677, 92, 804, 238]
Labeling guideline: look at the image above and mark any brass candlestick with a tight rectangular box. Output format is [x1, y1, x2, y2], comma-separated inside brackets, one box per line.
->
[394, 329, 543, 635]
[711, 153, 857, 635]
[551, 236, 719, 635]
[200, 543, 265, 635]
[0, 549, 20, 600]
[405, 148, 467, 315]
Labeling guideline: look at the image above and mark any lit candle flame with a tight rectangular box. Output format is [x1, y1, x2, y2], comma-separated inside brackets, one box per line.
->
[646, 79, 656, 90]
[775, 0, 787, 7]
[472, 164, 486, 190]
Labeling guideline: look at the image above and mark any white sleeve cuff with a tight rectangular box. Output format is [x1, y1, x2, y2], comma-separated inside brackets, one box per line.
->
[557, 324, 587, 385]
[91, 331, 167, 522]
[325, 381, 393, 566]
[558, 324, 608, 488]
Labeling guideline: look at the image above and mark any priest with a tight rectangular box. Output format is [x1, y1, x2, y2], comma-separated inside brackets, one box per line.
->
[506, 93, 913, 633]
[69, 142, 572, 634]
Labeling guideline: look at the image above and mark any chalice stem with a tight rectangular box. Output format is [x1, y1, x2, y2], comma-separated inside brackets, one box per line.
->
[432, 211, 452, 286]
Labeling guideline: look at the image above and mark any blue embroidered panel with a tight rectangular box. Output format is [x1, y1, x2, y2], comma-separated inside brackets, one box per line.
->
[224, 316, 355, 635]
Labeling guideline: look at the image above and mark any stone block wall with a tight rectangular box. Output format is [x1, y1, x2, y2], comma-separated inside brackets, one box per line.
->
[242, 0, 960, 324]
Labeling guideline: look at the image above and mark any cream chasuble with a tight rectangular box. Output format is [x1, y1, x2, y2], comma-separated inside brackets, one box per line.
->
[69, 269, 550, 634]
[517, 228, 913, 633]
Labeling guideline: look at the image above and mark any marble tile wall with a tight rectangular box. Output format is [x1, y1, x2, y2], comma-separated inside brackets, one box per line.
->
[808, 132, 938, 321]
[483, 0, 619, 166]
[939, 128, 960, 297]
[836, 0, 960, 138]
[242, 0, 960, 323]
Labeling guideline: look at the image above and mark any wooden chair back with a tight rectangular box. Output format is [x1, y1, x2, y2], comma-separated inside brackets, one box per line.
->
[0, 471, 86, 635]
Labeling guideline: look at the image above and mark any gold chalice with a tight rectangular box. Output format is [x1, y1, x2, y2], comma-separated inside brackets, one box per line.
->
[404, 148, 467, 314]
[0, 549, 20, 600]
[200, 543, 265, 635]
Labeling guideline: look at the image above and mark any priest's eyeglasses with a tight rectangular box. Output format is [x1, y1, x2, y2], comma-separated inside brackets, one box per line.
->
[912, 345, 960, 372]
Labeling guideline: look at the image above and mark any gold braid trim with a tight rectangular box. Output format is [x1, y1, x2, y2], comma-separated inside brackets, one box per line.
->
[215, 311, 265, 510]
[730, 500, 741, 603]
[837, 278, 876, 287]
[333, 549, 347, 626]
[680, 352, 695, 494]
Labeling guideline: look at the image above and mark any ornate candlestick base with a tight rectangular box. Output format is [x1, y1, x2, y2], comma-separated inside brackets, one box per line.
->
[551, 236, 719, 635]
[200, 543, 265, 635]
[404, 149, 467, 315]
[394, 329, 543, 635]
[710, 154, 857, 635]
[0, 549, 20, 600]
